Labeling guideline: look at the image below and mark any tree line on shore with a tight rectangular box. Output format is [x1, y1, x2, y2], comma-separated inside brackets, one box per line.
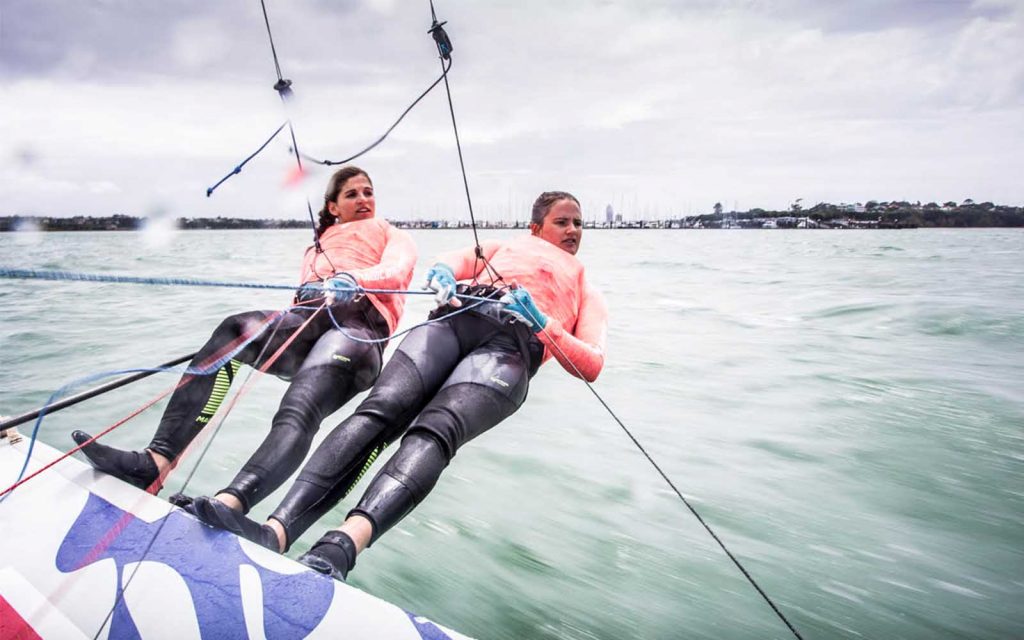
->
[1, 200, 1022, 232]
[754, 200, 1023, 228]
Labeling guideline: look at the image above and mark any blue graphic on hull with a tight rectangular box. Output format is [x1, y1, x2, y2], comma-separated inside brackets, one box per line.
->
[56, 493, 334, 639]
[54, 493, 455, 639]
[407, 611, 457, 639]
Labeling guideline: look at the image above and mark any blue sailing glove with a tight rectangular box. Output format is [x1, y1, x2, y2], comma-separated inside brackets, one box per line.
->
[500, 286, 548, 333]
[324, 272, 359, 305]
[294, 282, 322, 303]
[424, 263, 460, 307]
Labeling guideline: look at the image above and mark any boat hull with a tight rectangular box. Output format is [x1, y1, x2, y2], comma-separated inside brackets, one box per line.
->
[0, 438, 472, 639]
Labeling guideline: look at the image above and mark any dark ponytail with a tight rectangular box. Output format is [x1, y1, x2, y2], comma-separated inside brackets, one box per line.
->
[316, 166, 372, 237]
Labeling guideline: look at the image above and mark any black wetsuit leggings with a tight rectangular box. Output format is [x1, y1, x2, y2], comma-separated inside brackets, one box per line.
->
[148, 297, 388, 512]
[269, 304, 543, 548]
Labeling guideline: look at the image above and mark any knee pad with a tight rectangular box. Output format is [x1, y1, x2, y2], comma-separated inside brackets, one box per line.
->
[269, 419, 390, 544]
[348, 431, 448, 545]
[409, 382, 522, 458]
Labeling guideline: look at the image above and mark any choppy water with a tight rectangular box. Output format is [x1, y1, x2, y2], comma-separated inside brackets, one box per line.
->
[1, 228, 1022, 639]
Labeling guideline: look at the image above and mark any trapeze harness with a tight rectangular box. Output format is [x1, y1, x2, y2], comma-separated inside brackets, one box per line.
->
[268, 234, 608, 547]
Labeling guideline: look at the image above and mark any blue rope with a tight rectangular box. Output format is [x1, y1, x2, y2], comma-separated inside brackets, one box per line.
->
[0, 303, 291, 504]
[325, 292, 504, 344]
[0, 268, 296, 291]
[0, 267, 505, 303]
[206, 122, 288, 197]
[1, 287, 509, 501]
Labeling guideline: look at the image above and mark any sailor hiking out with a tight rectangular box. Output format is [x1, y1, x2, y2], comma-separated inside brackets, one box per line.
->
[191, 190, 608, 580]
[73, 167, 417, 516]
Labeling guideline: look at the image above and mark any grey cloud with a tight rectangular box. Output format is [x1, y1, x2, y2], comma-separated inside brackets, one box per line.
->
[760, 0, 1013, 34]
[0, 0, 421, 83]
[2, 0, 1021, 217]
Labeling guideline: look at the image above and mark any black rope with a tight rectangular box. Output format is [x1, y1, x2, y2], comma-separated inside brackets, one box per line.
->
[533, 322, 805, 640]
[252, 0, 318, 250]
[206, 122, 287, 197]
[209, 0, 455, 255]
[414, 30, 801, 640]
[259, 0, 285, 83]
[0, 353, 197, 432]
[91, 307, 296, 640]
[300, 60, 452, 167]
[428, 0, 503, 285]
[437, 57, 478, 249]
[282, 119, 322, 251]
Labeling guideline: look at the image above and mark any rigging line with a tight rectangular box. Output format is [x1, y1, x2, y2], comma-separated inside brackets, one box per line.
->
[0, 309, 288, 500]
[324, 289, 502, 345]
[0, 352, 196, 432]
[299, 58, 453, 167]
[255, 0, 453, 245]
[282, 118, 322, 250]
[436, 41, 478, 248]
[0, 388, 174, 502]
[441, 74, 484, 252]
[168, 302, 310, 497]
[14, 406, 163, 630]
[0, 369, 187, 504]
[0, 268, 295, 290]
[253, 0, 314, 247]
[428, 1, 503, 285]
[17, 381, 181, 640]
[522, 309, 805, 640]
[1, 325, 278, 628]
[291, 0, 454, 168]
[196, 3, 306, 244]
[0, 267, 508, 300]
[206, 121, 288, 197]
[296, 288, 499, 309]
[91, 303, 319, 640]
[13, 303, 289, 506]
[259, 0, 285, 82]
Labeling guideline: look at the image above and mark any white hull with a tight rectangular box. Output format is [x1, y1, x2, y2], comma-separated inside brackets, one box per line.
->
[0, 438, 472, 640]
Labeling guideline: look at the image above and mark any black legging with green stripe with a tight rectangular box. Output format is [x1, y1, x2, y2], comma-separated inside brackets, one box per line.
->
[148, 296, 388, 512]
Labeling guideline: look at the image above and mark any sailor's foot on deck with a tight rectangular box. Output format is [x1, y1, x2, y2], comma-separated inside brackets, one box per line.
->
[298, 531, 358, 581]
[192, 496, 280, 552]
[72, 430, 160, 491]
[168, 493, 198, 515]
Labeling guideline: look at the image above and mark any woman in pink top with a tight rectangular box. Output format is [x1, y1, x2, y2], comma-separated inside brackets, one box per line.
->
[194, 191, 607, 581]
[73, 166, 417, 516]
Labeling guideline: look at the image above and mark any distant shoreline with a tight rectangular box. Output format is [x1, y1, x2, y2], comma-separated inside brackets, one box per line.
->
[2, 201, 1022, 232]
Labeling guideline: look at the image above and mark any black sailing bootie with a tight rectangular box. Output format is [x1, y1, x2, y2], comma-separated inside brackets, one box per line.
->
[191, 496, 281, 552]
[298, 530, 358, 581]
[72, 430, 160, 490]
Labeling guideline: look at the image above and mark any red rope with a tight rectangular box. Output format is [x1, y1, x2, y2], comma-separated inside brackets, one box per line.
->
[146, 304, 325, 492]
[0, 309, 290, 498]
[0, 389, 174, 498]
[25, 304, 326, 625]
[68, 304, 324, 575]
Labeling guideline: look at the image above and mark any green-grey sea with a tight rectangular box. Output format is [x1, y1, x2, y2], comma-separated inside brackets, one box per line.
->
[1, 228, 1022, 639]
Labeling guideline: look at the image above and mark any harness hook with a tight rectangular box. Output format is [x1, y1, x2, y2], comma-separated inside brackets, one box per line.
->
[428, 19, 453, 60]
[274, 78, 294, 101]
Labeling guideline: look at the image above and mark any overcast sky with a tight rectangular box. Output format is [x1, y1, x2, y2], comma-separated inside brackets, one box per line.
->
[2, 0, 1022, 221]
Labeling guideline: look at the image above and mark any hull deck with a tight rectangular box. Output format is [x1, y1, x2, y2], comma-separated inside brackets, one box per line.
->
[0, 436, 471, 639]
